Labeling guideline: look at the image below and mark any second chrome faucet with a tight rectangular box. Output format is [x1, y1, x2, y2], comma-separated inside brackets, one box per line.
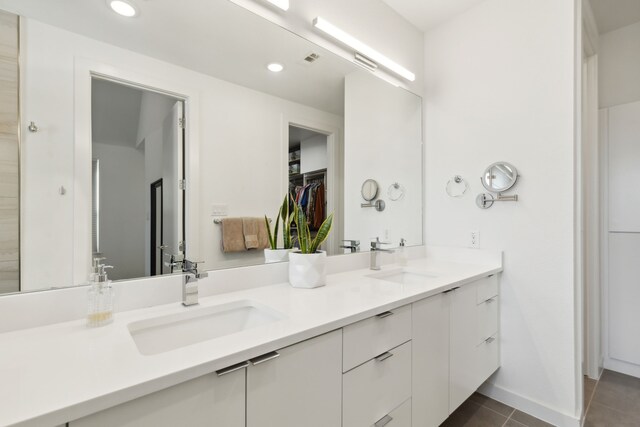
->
[370, 237, 395, 270]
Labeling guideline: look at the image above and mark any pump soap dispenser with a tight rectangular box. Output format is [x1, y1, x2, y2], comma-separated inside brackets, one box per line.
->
[398, 238, 408, 266]
[87, 257, 114, 327]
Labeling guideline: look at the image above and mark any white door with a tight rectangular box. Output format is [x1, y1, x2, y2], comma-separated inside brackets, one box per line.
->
[607, 101, 640, 371]
[413, 292, 450, 426]
[449, 283, 479, 413]
[247, 330, 342, 427]
[161, 101, 184, 273]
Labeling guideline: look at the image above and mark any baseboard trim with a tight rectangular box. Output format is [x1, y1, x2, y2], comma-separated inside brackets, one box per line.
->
[478, 382, 581, 427]
[604, 358, 640, 379]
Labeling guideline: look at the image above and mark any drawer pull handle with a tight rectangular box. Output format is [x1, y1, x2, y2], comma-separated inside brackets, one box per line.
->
[216, 361, 249, 377]
[443, 286, 460, 294]
[485, 297, 497, 304]
[376, 311, 394, 319]
[375, 351, 394, 362]
[250, 351, 280, 366]
[485, 336, 496, 344]
[375, 414, 393, 427]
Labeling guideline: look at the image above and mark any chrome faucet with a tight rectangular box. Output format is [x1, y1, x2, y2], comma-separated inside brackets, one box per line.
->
[370, 237, 394, 270]
[340, 239, 361, 253]
[182, 259, 207, 306]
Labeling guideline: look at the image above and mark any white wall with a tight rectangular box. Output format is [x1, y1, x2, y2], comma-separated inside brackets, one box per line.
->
[20, 18, 343, 287]
[423, 0, 579, 425]
[599, 21, 640, 108]
[92, 142, 146, 281]
[345, 71, 423, 250]
[300, 135, 327, 174]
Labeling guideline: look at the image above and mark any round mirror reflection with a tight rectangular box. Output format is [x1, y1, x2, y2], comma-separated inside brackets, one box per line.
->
[481, 162, 518, 193]
[361, 179, 379, 201]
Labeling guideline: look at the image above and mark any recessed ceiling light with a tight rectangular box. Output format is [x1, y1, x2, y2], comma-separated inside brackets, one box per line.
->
[267, 63, 284, 73]
[109, 0, 138, 17]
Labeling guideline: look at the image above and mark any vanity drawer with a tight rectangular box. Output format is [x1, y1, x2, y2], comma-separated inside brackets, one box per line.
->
[477, 296, 499, 344]
[372, 398, 411, 427]
[477, 333, 500, 382]
[343, 304, 411, 372]
[343, 341, 412, 427]
[476, 274, 498, 304]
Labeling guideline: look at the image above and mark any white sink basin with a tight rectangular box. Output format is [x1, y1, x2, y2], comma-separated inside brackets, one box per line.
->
[128, 300, 285, 355]
[368, 268, 438, 285]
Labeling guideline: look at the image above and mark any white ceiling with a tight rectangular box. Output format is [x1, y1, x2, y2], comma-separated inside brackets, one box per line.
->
[0, 0, 356, 115]
[589, 0, 640, 34]
[289, 126, 324, 145]
[91, 79, 143, 148]
[381, 0, 487, 32]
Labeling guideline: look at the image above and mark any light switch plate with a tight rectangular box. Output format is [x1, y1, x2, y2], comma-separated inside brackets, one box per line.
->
[211, 204, 228, 216]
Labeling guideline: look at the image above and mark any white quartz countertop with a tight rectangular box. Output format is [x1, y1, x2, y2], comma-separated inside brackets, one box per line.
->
[0, 255, 502, 427]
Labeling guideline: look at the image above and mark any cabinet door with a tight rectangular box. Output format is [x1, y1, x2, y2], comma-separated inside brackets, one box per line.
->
[247, 329, 342, 427]
[449, 282, 479, 413]
[70, 367, 245, 427]
[412, 292, 450, 427]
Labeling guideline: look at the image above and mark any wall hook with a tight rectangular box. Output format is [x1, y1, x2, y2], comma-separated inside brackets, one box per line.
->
[28, 121, 39, 133]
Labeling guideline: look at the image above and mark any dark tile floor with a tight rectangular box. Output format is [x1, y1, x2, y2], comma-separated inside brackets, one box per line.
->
[440, 393, 553, 427]
[441, 369, 640, 426]
[584, 370, 640, 426]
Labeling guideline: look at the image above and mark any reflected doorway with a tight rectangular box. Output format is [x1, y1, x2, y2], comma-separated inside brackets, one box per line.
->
[150, 179, 163, 276]
[288, 125, 329, 247]
[91, 77, 185, 280]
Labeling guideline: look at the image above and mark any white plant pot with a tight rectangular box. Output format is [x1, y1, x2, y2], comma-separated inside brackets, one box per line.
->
[288, 251, 327, 289]
[264, 248, 290, 264]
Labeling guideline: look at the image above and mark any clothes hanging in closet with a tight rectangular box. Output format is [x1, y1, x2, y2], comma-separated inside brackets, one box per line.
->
[291, 181, 325, 230]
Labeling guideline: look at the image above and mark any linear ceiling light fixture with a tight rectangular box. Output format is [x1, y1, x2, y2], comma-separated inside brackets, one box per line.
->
[265, 0, 289, 11]
[312, 17, 415, 82]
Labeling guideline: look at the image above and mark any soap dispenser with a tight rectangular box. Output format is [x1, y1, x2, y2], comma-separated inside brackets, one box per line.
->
[87, 258, 114, 327]
[397, 238, 408, 266]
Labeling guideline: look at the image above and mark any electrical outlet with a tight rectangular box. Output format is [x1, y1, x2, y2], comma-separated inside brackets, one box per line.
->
[211, 204, 228, 217]
[470, 230, 480, 249]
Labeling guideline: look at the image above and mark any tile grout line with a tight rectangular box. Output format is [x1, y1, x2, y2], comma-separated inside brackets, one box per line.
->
[501, 408, 517, 427]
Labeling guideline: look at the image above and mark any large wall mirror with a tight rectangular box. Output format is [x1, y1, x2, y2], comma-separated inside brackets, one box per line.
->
[0, 0, 423, 295]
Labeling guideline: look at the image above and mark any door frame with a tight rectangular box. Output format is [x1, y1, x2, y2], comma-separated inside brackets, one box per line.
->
[581, 0, 602, 381]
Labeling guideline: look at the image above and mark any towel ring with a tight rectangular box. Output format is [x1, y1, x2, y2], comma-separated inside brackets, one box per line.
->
[446, 175, 469, 198]
[387, 182, 405, 201]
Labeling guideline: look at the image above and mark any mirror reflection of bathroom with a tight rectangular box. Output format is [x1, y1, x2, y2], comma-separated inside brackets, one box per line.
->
[287, 125, 330, 251]
[91, 78, 185, 280]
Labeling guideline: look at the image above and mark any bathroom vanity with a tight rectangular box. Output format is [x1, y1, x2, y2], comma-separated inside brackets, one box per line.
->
[0, 248, 501, 427]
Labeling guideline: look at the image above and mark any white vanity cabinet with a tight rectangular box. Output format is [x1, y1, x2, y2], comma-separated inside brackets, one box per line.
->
[69, 364, 246, 427]
[65, 274, 500, 427]
[246, 329, 343, 427]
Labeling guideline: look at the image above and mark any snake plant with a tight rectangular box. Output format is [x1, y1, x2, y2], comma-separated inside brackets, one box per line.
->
[265, 194, 295, 250]
[293, 203, 334, 254]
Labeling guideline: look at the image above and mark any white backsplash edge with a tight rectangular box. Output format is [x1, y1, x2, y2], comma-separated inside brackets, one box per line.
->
[0, 246, 437, 334]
